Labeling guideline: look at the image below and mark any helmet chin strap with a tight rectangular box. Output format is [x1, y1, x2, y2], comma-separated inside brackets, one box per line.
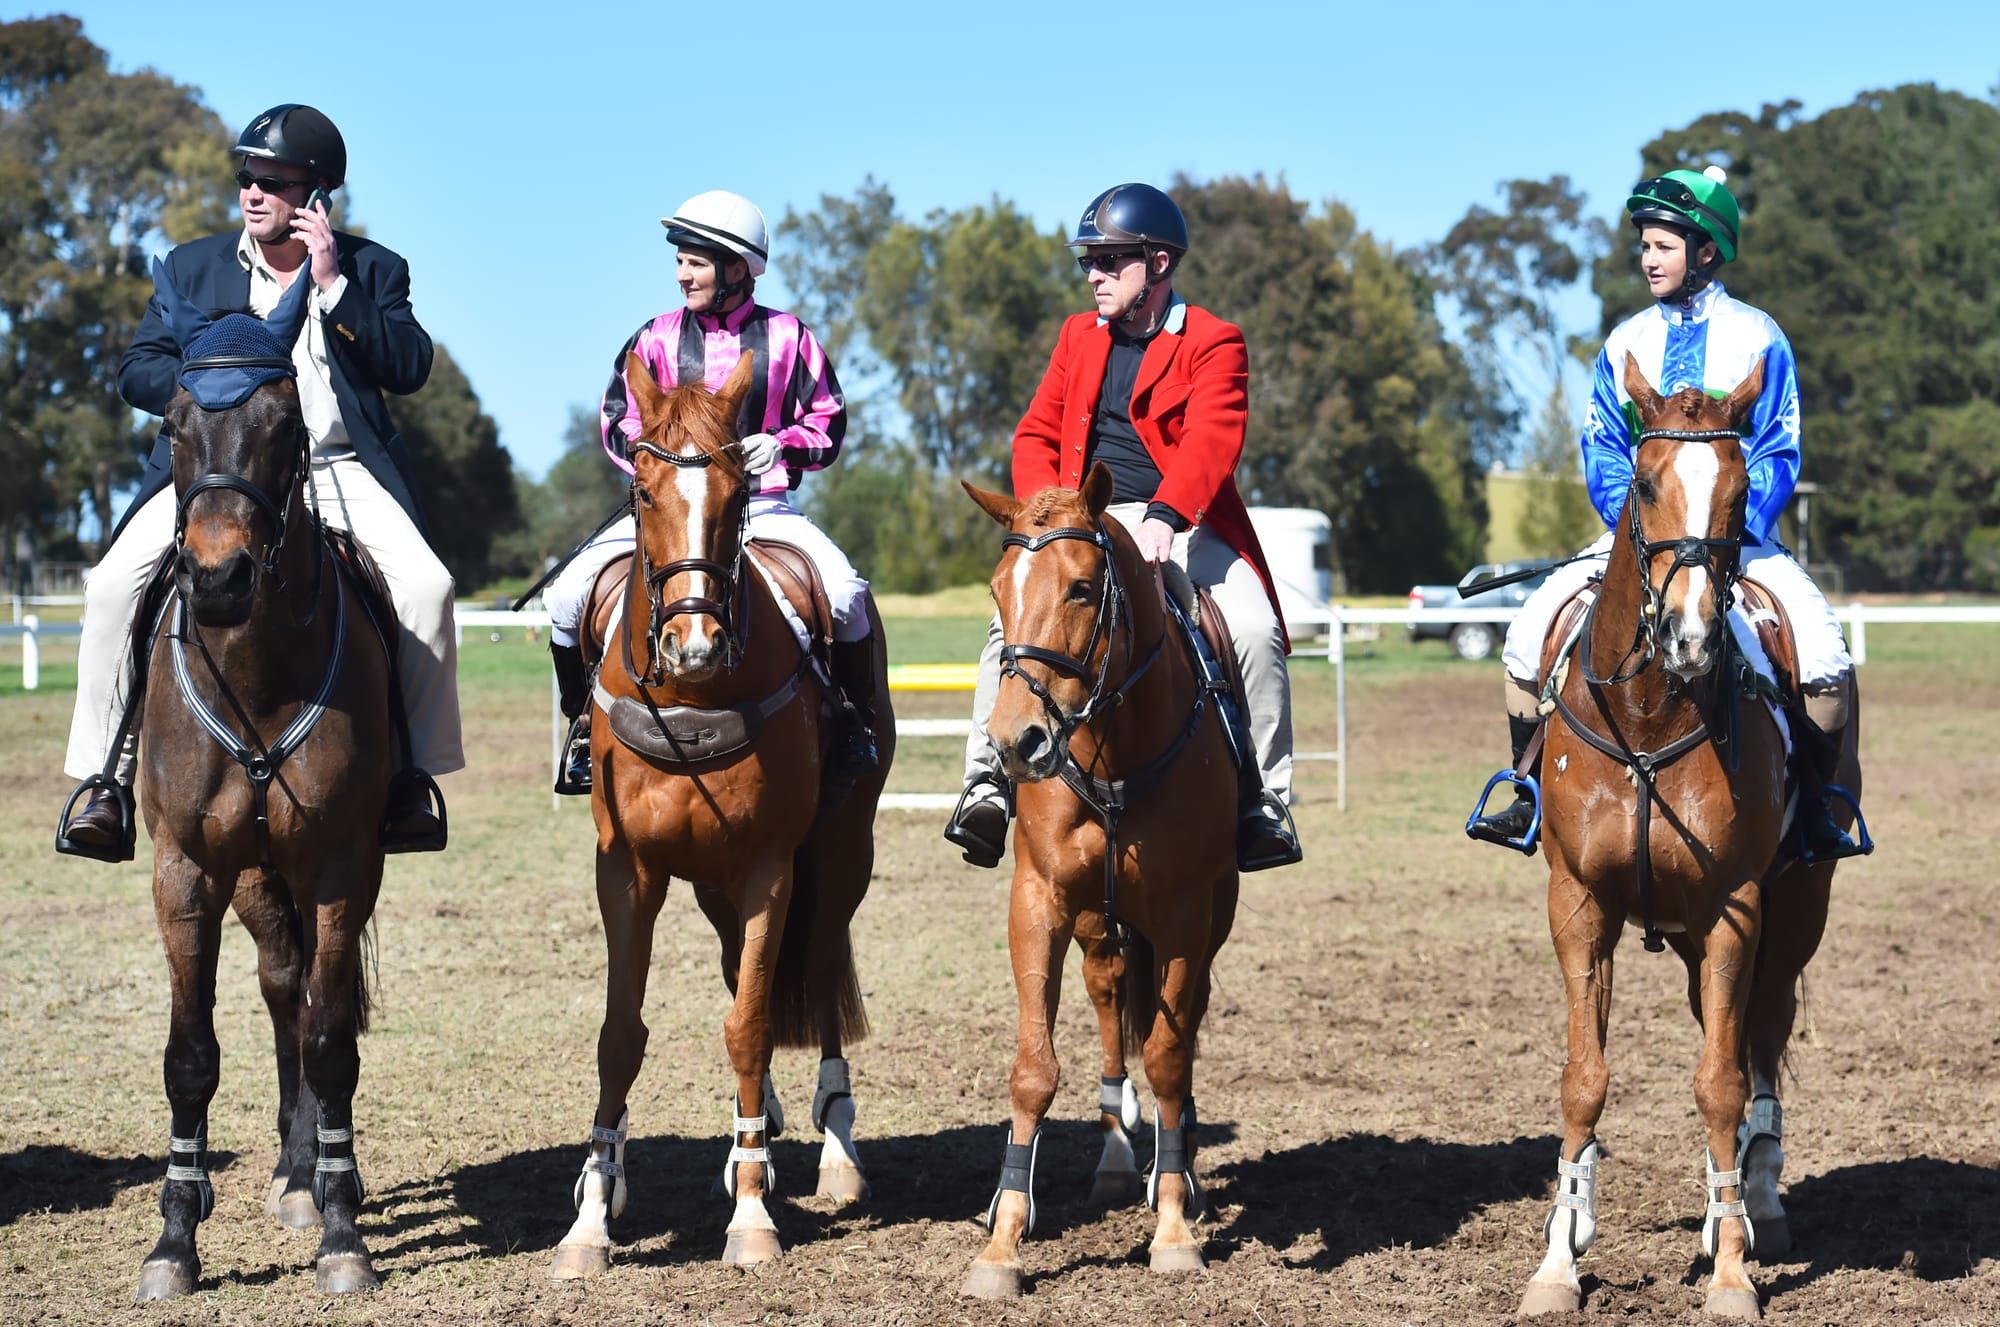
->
[1117, 247, 1168, 329]
[1674, 232, 1722, 302]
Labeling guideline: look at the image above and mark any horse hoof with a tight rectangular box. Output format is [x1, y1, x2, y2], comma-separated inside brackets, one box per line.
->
[549, 1243, 612, 1280]
[277, 1189, 323, 1229]
[1518, 1280, 1582, 1316]
[1703, 1284, 1762, 1320]
[266, 1176, 285, 1219]
[1149, 1243, 1206, 1274]
[1751, 1218, 1791, 1259]
[314, 1253, 380, 1294]
[721, 1228, 782, 1265]
[960, 1260, 1024, 1300]
[1088, 1169, 1146, 1207]
[134, 1258, 199, 1301]
[815, 1164, 869, 1205]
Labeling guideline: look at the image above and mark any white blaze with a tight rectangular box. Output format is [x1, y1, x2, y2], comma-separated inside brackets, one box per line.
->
[1671, 444, 1720, 648]
[676, 460, 712, 603]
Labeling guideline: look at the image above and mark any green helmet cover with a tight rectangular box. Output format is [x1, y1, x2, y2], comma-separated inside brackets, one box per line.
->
[1627, 167, 1740, 262]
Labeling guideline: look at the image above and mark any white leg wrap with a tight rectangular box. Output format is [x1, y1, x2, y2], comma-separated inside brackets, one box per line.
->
[817, 1091, 862, 1172]
[1737, 1088, 1786, 1226]
[721, 1112, 776, 1199]
[1100, 1074, 1142, 1132]
[570, 1107, 629, 1220]
[1703, 1147, 1756, 1258]
[1543, 1139, 1601, 1258]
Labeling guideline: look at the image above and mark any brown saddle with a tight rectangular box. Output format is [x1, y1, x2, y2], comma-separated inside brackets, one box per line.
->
[580, 537, 833, 670]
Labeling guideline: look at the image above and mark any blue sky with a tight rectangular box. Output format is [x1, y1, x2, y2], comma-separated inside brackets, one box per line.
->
[54, 1, 2000, 480]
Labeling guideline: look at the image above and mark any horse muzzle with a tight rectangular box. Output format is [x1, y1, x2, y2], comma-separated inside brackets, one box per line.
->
[656, 625, 733, 681]
[994, 718, 1068, 783]
[1658, 608, 1722, 681]
[177, 546, 258, 628]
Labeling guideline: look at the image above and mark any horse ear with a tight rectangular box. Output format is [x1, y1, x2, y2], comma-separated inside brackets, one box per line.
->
[1081, 462, 1115, 518]
[962, 479, 1021, 528]
[625, 351, 668, 429]
[1622, 351, 1666, 421]
[1720, 353, 1767, 428]
[715, 349, 756, 425]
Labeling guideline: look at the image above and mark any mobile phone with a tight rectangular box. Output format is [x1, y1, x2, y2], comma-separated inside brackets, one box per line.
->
[306, 186, 333, 218]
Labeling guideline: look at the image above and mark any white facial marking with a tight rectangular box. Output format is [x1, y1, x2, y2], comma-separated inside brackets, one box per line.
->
[1007, 542, 1035, 617]
[676, 458, 711, 596]
[1671, 443, 1720, 649]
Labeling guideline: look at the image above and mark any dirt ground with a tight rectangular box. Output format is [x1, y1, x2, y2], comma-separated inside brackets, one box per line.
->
[2, 635, 1997, 1326]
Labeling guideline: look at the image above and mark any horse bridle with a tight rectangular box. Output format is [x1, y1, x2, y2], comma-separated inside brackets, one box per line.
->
[1586, 425, 1746, 686]
[624, 436, 749, 688]
[996, 523, 1163, 756]
[171, 350, 318, 603]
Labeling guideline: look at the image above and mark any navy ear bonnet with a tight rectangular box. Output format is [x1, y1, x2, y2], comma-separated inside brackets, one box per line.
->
[152, 257, 312, 411]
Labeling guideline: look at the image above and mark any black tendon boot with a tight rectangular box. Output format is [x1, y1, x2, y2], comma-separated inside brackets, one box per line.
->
[551, 642, 593, 796]
[1467, 714, 1542, 848]
[828, 639, 881, 780]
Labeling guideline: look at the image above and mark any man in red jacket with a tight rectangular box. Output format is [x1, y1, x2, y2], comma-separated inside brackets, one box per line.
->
[944, 183, 1301, 872]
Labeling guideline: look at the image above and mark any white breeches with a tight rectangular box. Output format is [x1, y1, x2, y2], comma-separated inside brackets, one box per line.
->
[64, 455, 464, 782]
[545, 495, 870, 648]
[1501, 532, 1852, 688]
[962, 501, 1294, 802]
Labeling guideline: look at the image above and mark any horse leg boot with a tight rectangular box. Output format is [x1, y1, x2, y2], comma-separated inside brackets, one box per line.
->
[812, 1056, 869, 1204]
[1079, 928, 1143, 1206]
[550, 642, 593, 796]
[1795, 683, 1865, 862]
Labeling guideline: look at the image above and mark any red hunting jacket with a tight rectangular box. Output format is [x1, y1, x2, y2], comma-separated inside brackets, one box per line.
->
[1012, 298, 1288, 649]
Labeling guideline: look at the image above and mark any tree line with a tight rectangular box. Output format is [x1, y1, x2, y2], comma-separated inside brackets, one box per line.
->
[5, 15, 1996, 594]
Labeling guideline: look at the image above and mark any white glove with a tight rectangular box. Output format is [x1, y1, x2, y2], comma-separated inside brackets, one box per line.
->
[739, 432, 782, 475]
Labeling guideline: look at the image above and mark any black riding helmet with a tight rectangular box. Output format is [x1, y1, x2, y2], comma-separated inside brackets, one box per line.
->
[235, 104, 347, 190]
[1071, 183, 1189, 252]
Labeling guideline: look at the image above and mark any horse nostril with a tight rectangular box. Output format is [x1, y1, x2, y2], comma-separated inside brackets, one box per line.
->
[219, 550, 255, 599]
[1016, 725, 1050, 767]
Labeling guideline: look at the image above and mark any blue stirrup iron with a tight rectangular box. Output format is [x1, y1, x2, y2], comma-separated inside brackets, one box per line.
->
[1465, 770, 1543, 855]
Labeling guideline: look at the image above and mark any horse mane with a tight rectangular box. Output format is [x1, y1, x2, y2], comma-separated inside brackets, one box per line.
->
[649, 379, 740, 455]
[1671, 387, 1714, 423]
[1025, 489, 1073, 529]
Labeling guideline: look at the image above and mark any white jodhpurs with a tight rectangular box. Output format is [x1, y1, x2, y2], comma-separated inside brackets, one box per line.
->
[962, 501, 1293, 803]
[1501, 532, 1853, 688]
[544, 493, 871, 648]
[63, 455, 464, 783]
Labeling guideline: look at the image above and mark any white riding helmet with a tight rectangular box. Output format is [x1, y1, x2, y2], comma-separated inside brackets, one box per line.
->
[661, 190, 770, 277]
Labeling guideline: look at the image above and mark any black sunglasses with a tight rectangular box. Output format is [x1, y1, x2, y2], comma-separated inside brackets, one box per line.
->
[235, 170, 310, 196]
[1076, 250, 1145, 275]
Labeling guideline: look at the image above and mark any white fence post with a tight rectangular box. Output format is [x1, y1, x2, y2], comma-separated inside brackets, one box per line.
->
[22, 613, 37, 691]
[1332, 605, 1348, 813]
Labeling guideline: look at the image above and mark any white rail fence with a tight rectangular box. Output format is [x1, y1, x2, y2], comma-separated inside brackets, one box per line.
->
[10, 601, 1997, 814]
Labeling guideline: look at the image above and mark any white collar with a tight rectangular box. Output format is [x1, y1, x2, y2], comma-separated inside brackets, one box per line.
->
[1098, 289, 1187, 334]
[1659, 279, 1726, 326]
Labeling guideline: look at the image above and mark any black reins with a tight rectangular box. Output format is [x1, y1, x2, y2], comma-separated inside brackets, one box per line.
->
[623, 437, 751, 689]
[997, 521, 1202, 946]
[1560, 423, 1751, 951]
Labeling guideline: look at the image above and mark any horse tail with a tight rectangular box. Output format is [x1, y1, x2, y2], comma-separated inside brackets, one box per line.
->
[767, 849, 869, 1049]
[353, 918, 378, 1036]
[1119, 930, 1158, 1058]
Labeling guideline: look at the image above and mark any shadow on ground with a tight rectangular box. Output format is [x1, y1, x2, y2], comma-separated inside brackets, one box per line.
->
[0, 1144, 240, 1227]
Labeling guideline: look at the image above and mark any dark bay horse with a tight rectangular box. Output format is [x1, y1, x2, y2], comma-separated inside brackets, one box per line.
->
[131, 269, 394, 1298]
[549, 351, 891, 1276]
[959, 466, 1239, 1299]
[1520, 354, 1858, 1320]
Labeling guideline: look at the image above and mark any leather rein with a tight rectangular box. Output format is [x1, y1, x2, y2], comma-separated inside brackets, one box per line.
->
[1556, 424, 1751, 952]
[998, 522, 1207, 945]
[622, 437, 751, 689]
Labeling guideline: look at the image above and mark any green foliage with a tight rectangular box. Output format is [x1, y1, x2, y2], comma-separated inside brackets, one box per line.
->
[388, 345, 520, 589]
[489, 405, 629, 583]
[0, 16, 232, 553]
[1515, 381, 1600, 557]
[1173, 174, 1495, 591]
[1593, 86, 2000, 589]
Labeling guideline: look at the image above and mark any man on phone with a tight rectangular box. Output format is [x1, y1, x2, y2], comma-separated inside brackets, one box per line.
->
[56, 102, 460, 858]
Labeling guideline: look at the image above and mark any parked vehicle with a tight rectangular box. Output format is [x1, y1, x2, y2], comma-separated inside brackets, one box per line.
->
[1407, 559, 1558, 661]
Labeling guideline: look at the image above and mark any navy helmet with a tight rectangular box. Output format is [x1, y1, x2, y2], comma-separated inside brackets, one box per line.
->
[234, 104, 347, 190]
[1070, 183, 1189, 253]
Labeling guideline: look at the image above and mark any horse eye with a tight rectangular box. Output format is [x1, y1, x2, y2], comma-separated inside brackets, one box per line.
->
[1067, 579, 1093, 603]
[634, 485, 653, 509]
[1634, 477, 1657, 506]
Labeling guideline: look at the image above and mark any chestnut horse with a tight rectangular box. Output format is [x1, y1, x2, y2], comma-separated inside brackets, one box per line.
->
[1520, 354, 1859, 1319]
[549, 351, 891, 1276]
[126, 269, 394, 1298]
[959, 466, 1239, 1299]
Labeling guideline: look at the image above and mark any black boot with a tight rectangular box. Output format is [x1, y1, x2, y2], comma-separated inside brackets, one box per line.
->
[1795, 720, 1867, 862]
[1467, 715, 1542, 850]
[1236, 781, 1303, 871]
[827, 639, 881, 781]
[381, 769, 448, 853]
[944, 772, 1011, 868]
[551, 642, 593, 796]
